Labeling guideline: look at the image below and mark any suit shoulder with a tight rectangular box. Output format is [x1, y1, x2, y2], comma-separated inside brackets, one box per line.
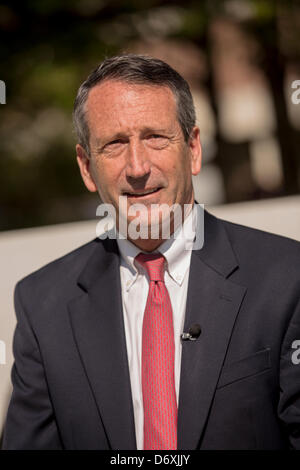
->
[16, 238, 100, 299]
[220, 216, 300, 249]
[218, 215, 300, 272]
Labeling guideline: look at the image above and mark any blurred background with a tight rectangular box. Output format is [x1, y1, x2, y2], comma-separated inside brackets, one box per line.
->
[0, 0, 299, 231]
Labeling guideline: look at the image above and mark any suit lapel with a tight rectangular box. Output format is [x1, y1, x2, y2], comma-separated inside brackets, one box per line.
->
[177, 210, 247, 449]
[68, 237, 136, 450]
[67, 209, 246, 450]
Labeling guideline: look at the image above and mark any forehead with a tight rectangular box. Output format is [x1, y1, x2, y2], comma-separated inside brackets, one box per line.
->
[85, 80, 179, 136]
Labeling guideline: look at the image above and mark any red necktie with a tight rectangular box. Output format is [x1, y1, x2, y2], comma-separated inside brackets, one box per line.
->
[135, 252, 177, 450]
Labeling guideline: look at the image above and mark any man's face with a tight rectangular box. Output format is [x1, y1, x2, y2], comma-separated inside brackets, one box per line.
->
[76, 80, 201, 244]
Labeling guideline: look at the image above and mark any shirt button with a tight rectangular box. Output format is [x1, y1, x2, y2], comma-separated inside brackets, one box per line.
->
[126, 280, 131, 287]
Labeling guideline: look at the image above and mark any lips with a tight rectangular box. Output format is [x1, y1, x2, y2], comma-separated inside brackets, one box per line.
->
[123, 187, 162, 197]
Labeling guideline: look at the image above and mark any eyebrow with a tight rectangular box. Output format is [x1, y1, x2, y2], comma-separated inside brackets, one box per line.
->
[94, 127, 173, 146]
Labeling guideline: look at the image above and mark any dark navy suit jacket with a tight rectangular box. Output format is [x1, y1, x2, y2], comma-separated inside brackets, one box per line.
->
[2, 210, 300, 449]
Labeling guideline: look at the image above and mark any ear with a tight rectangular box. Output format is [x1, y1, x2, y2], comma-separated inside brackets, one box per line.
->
[188, 127, 202, 176]
[76, 144, 97, 192]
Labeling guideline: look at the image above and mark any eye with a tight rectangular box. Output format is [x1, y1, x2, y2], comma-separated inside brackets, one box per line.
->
[101, 139, 125, 153]
[148, 134, 164, 139]
[146, 134, 169, 148]
[107, 139, 123, 146]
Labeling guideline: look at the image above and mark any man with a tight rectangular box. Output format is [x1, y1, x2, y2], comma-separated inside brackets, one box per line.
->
[2, 54, 300, 450]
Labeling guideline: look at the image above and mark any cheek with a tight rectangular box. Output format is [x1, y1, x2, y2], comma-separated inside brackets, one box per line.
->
[93, 160, 119, 189]
[167, 154, 190, 181]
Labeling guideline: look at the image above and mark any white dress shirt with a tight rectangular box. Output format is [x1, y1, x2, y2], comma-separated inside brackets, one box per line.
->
[116, 204, 197, 450]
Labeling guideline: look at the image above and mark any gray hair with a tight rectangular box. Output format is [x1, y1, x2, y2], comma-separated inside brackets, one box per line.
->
[73, 54, 196, 155]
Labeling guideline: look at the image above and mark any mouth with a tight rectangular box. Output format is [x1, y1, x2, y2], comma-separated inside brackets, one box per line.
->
[122, 187, 162, 199]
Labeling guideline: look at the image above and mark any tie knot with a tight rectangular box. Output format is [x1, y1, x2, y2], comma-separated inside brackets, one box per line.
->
[135, 252, 166, 282]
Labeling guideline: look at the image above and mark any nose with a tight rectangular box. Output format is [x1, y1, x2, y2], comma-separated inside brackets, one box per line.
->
[125, 138, 151, 179]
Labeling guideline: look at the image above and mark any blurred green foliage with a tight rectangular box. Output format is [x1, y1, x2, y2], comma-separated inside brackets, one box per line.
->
[0, 0, 299, 230]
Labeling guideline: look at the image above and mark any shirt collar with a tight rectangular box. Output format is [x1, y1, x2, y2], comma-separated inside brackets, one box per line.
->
[116, 203, 197, 288]
[157, 203, 195, 285]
